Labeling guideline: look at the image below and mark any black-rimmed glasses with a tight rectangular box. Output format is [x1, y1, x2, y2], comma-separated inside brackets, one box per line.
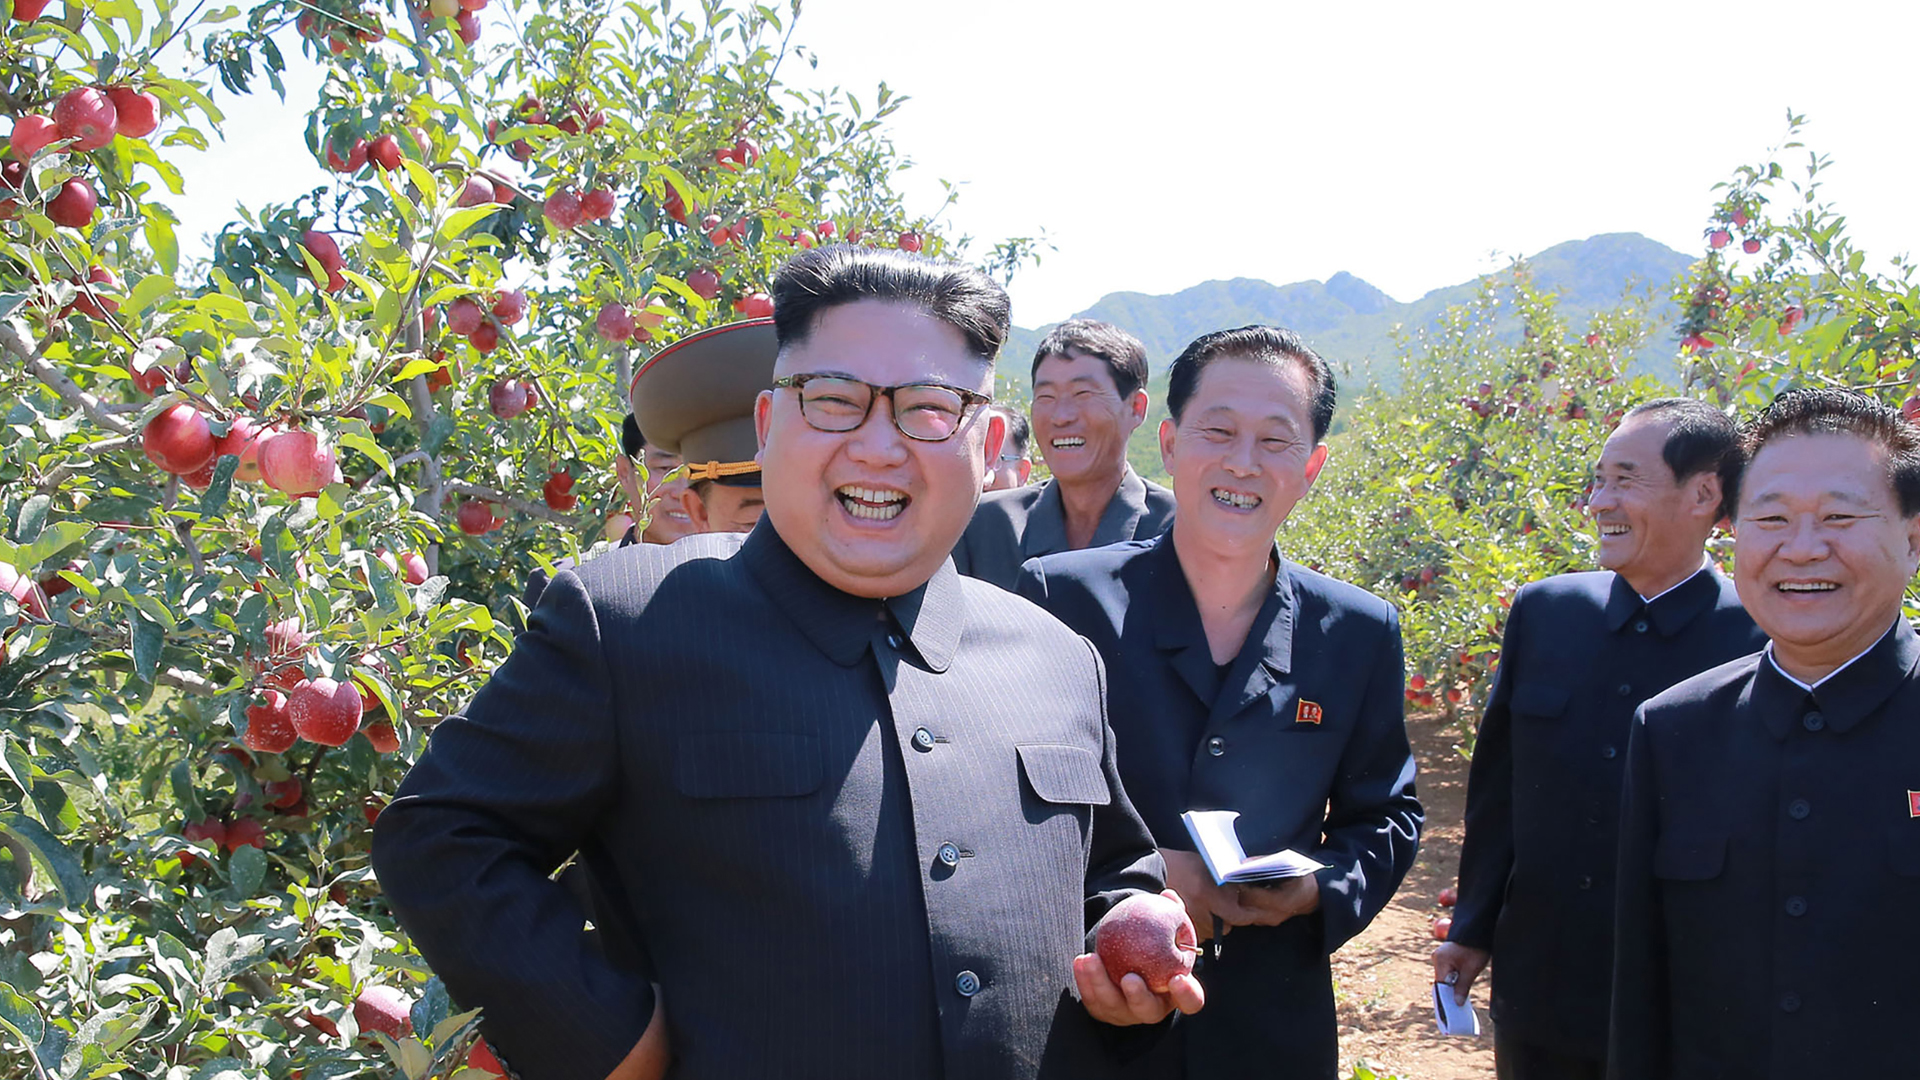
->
[773, 373, 993, 442]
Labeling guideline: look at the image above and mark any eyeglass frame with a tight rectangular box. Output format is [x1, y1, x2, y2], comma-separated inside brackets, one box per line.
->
[771, 372, 995, 443]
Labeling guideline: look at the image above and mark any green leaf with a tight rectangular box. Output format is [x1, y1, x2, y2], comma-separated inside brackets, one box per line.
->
[227, 842, 264, 899]
[0, 813, 88, 905]
[259, 515, 298, 582]
[15, 521, 91, 570]
[0, 980, 45, 1049]
[14, 495, 50, 544]
[201, 927, 269, 991]
[130, 612, 164, 683]
[170, 760, 204, 822]
[124, 273, 176, 317]
[145, 212, 179, 275]
[437, 203, 503, 242]
[187, 1058, 253, 1080]
[74, 998, 158, 1058]
[198, 455, 239, 515]
[410, 977, 450, 1043]
[339, 429, 394, 478]
[0, 293, 27, 319]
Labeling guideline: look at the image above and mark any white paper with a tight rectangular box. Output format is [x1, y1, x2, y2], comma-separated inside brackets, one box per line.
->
[1432, 982, 1482, 1036]
[1179, 810, 1327, 884]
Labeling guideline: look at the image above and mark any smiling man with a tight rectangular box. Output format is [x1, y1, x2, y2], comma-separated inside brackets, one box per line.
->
[1435, 398, 1763, 1080]
[952, 320, 1175, 589]
[616, 415, 695, 544]
[1609, 387, 1920, 1079]
[374, 246, 1200, 1080]
[1018, 325, 1422, 1077]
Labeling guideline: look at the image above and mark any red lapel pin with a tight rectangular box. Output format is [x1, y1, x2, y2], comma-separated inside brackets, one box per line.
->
[1909, 791, 1920, 818]
[1297, 700, 1323, 725]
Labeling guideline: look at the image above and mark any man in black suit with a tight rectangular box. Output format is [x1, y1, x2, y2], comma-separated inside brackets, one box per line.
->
[1018, 325, 1422, 1077]
[374, 246, 1201, 1080]
[1435, 398, 1763, 1079]
[1610, 387, 1920, 1078]
[953, 319, 1174, 588]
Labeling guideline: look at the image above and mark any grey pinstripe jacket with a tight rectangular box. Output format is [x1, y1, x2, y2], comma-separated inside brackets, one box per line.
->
[374, 523, 1167, 1080]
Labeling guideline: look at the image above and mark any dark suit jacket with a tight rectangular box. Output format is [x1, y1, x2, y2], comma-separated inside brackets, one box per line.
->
[1450, 567, 1762, 1056]
[374, 525, 1167, 1080]
[1018, 533, 1422, 1078]
[952, 468, 1175, 590]
[1609, 620, 1920, 1080]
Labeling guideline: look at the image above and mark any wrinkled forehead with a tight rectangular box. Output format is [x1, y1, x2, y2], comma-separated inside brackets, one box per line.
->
[775, 300, 992, 390]
[1742, 432, 1896, 508]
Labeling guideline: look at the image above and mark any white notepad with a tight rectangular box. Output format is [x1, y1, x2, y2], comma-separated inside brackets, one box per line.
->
[1179, 809, 1327, 884]
[1432, 982, 1482, 1036]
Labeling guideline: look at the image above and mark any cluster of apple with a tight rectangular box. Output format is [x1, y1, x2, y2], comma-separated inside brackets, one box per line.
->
[322, 126, 426, 173]
[542, 184, 617, 230]
[1706, 206, 1765, 256]
[446, 288, 528, 353]
[6, 84, 162, 228]
[295, 5, 385, 55]
[417, 0, 486, 45]
[592, 299, 668, 344]
[301, 228, 348, 293]
[487, 92, 605, 163]
[1431, 886, 1458, 940]
[140, 402, 341, 497]
[456, 498, 503, 536]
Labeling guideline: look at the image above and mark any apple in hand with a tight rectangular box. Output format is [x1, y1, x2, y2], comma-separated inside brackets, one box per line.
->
[1094, 891, 1200, 994]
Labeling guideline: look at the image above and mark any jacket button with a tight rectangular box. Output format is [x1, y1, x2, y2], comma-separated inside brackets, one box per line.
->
[1586, 811, 1603, 826]
[1785, 895, 1808, 917]
[1616, 683, 1633, 697]
[912, 727, 935, 752]
[955, 970, 980, 997]
[1578, 875, 1594, 890]
[1779, 992, 1801, 1013]
[887, 632, 903, 649]
[1601, 745, 1617, 760]
[1788, 798, 1811, 820]
[937, 842, 960, 868]
[1634, 620, 1649, 633]
[1802, 711, 1825, 732]
[1206, 736, 1226, 757]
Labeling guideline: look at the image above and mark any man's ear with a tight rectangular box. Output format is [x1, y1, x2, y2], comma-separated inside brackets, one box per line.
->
[752, 389, 773, 463]
[1015, 458, 1033, 486]
[1159, 417, 1177, 474]
[1303, 442, 1330, 487]
[681, 488, 711, 534]
[1690, 472, 1724, 522]
[981, 409, 1007, 468]
[1129, 388, 1150, 423]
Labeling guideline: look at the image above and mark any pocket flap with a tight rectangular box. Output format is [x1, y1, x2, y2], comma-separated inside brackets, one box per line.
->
[1510, 681, 1571, 718]
[1653, 832, 1726, 880]
[1016, 744, 1111, 806]
[1888, 827, 1920, 878]
[673, 731, 822, 799]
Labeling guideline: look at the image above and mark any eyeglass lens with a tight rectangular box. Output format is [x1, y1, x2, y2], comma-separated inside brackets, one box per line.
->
[797, 376, 970, 441]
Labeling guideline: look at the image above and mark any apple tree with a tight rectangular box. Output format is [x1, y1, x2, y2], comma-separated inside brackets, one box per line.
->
[0, 0, 982, 1075]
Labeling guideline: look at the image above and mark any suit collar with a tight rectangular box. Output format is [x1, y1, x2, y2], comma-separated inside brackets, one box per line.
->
[1147, 531, 1295, 716]
[1754, 618, 1919, 739]
[738, 523, 964, 672]
[1603, 563, 1722, 636]
[1020, 467, 1150, 558]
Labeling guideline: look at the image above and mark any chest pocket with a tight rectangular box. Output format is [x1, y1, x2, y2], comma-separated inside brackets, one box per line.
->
[1653, 832, 1726, 881]
[1017, 744, 1111, 806]
[1510, 681, 1571, 720]
[1889, 828, 1920, 878]
[673, 731, 822, 799]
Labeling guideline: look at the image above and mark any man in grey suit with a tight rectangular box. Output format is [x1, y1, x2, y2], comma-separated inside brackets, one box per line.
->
[952, 320, 1175, 589]
[373, 246, 1202, 1080]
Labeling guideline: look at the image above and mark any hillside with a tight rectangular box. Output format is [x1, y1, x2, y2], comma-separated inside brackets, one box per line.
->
[999, 232, 1693, 396]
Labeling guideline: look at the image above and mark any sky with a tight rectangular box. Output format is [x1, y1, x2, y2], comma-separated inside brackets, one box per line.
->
[172, 0, 1920, 329]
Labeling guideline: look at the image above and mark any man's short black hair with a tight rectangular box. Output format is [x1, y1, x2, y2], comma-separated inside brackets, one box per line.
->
[1738, 386, 1920, 517]
[621, 413, 644, 459]
[771, 244, 1010, 364]
[1622, 398, 1742, 519]
[1031, 319, 1149, 400]
[998, 406, 1031, 459]
[1165, 325, 1337, 443]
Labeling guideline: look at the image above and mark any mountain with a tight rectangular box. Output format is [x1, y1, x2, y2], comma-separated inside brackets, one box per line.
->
[999, 232, 1694, 396]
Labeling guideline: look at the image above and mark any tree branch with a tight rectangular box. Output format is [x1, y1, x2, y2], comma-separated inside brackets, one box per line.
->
[3, 324, 134, 436]
[443, 480, 578, 525]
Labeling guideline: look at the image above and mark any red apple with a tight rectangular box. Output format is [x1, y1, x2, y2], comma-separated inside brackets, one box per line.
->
[179, 817, 226, 866]
[1742, 238, 1762, 254]
[792, 227, 816, 249]
[491, 289, 529, 325]
[362, 795, 386, 825]
[367, 133, 402, 171]
[594, 302, 636, 343]
[11, 0, 51, 20]
[106, 86, 161, 137]
[467, 1040, 505, 1077]
[468, 320, 500, 353]
[896, 230, 923, 253]
[1901, 394, 1920, 425]
[543, 189, 582, 230]
[67, 265, 121, 321]
[732, 137, 760, 167]
[454, 10, 480, 41]
[46, 177, 97, 228]
[325, 136, 368, 172]
[815, 220, 835, 238]
[213, 417, 269, 482]
[604, 511, 634, 541]
[1708, 229, 1730, 250]
[455, 175, 496, 207]
[143, 404, 217, 475]
[363, 719, 400, 753]
[456, 499, 495, 536]
[265, 776, 303, 809]
[735, 291, 773, 319]
[687, 267, 720, 300]
[489, 378, 531, 419]
[353, 985, 413, 1039]
[0, 560, 48, 620]
[1779, 305, 1804, 335]
[288, 677, 363, 746]
[225, 817, 268, 851]
[1094, 892, 1198, 995]
[580, 187, 616, 221]
[662, 185, 690, 223]
[1732, 209, 1750, 227]
[447, 296, 484, 335]
[258, 428, 336, 497]
[398, 550, 429, 585]
[1432, 917, 1452, 941]
[9, 115, 57, 160]
[53, 87, 117, 151]
[1439, 886, 1458, 907]
[543, 470, 577, 511]
[244, 690, 297, 753]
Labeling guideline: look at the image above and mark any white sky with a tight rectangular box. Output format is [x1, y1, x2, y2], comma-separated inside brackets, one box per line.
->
[172, 0, 1920, 328]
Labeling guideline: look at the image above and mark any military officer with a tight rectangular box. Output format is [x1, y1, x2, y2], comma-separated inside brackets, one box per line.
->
[1018, 325, 1422, 1077]
[616, 414, 693, 545]
[631, 318, 773, 536]
[1609, 387, 1920, 1078]
[953, 319, 1174, 588]
[373, 245, 1200, 1080]
[1435, 398, 1764, 1079]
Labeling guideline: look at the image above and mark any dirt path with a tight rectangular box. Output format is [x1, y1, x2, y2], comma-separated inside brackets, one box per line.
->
[1334, 711, 1495, 1079]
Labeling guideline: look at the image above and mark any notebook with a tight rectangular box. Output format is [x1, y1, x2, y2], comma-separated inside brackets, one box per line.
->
[1179, 809, 1326, 884]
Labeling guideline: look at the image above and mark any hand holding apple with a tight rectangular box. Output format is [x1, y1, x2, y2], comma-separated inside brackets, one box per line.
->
[1076, 890, 1204, 1026]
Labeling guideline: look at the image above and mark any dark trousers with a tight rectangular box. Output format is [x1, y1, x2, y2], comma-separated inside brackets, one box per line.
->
[1494, 1025, 1604, 1080]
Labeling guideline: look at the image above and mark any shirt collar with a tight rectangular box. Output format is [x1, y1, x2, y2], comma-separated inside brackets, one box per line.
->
[1603, 562, 1723, 636]
[1150, 530, 1296, 675]
[1021, 466, 1145, 558]
[1754, 618, 1919, 739]
[737, 521, 965, 673]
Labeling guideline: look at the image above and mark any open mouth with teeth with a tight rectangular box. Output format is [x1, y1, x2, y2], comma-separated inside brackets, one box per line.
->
[836, 484, 909, 521]
[1597, 523, 1630, 537]
[1211, 488, 1260, 510]
[1050, 436, 1086, 450]
[1776, 581, 1838, 594]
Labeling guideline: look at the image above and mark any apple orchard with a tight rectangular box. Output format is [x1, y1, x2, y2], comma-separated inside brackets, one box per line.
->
[0, 0, 1912, 1067]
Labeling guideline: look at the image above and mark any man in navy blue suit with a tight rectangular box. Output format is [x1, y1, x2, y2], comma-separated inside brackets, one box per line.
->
[1018, 325, 1422, 1077]
[1435, 398, 1763, 1079]
[1610, 387, 1920, 1078]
